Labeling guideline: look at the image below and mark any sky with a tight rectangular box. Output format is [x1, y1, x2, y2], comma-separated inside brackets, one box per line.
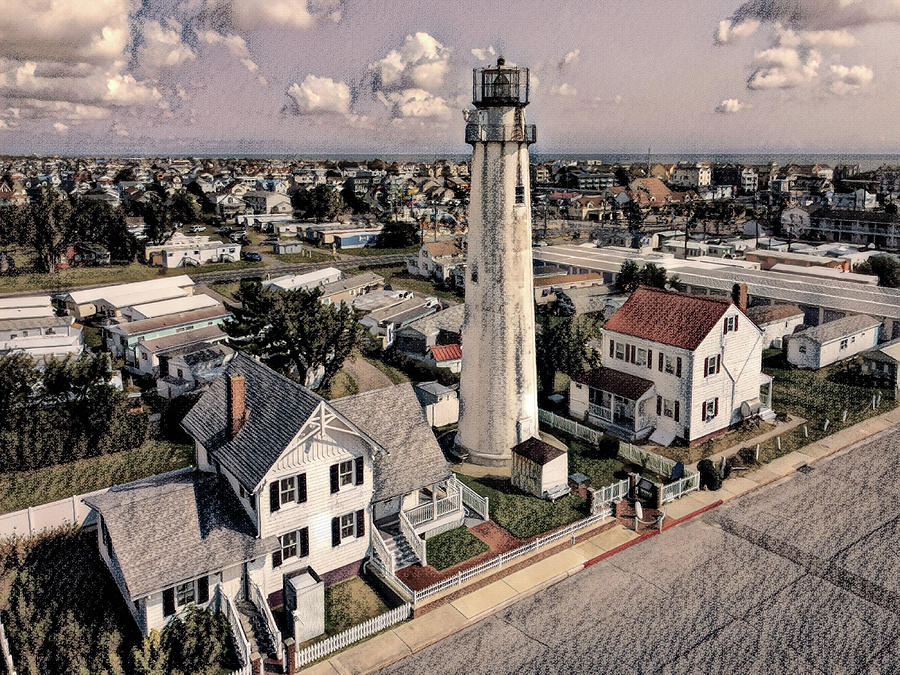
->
[0, 0, 898, 156]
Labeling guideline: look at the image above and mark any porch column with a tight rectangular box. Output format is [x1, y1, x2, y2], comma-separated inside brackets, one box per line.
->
[432, 484, 437, 507]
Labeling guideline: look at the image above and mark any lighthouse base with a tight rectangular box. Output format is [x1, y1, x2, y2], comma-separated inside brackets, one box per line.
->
[453, 434, 512, 467]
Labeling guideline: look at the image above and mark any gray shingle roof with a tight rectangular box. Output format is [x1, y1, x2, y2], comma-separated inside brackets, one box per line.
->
[795, 314, 881, 345]
[332, 383, 451, 501]
[399, 303, 464, 339]
[84, 470, 278, 598]
[180, 353, 323, 489]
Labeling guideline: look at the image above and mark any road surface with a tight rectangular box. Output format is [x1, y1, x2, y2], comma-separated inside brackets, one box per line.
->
[380, 429, 900, 674]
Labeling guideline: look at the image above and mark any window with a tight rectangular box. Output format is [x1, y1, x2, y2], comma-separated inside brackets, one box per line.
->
[340, 513, 355, 539]
[279, 476, 296, 504]
[704, 398, 719, 422]
[635, 348, 647, 367]
[175, 581, 195, 607]
[840, 339, 848, 350]
[177, 368, 184, 378]
[664, 355, 675, 374]
[21, 331, 28, 337]
[724, 316, 737, 334]
[338, 460, 354, 487]
[799, 345, 807, 354]
[663, 398, 675, 418]
[280, 531, 298, 560]
[515, 184, 525, 204]
[705, 355, 719, 376]
[615, 342, 626, 360]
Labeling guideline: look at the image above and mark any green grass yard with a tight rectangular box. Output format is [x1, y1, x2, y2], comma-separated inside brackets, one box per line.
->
[272, 249, 335, 264]
[323, 577, 393, 635]
[0, 440, 193, 514]
[425, 527, 489, 571]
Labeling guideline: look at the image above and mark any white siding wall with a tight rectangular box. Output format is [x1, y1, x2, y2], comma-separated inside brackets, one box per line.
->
[815, 326, 880, 368]
[541, 454, 569, 494]
[759, 316, 805, 348]
[144, 571, 217, 635]
[569, 379, 589, 420]
[257, 424, 374, 596]
[688, 305, 764, 440]
[787, 334, 820, 369]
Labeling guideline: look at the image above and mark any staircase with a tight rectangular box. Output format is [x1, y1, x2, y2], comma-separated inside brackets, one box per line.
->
[377, 518, 421, 570]
[235, 598, 280, 670]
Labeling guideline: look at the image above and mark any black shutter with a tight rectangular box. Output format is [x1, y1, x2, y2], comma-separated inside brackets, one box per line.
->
[658, 352, 663, 372]
[356, 509, 365, 538]
[196, 576, 209, 604]
[163, 588, 175, 617]
[735, 316, 739, 331]
[609, 339, 614, 358]
[647, 349, 652, 369]
[300, 527, 309, 557]
[656, 395, 662, 416]
[716, 356, 721, 374]
[269, 481, 280, 513]
[714, 397, 719, 417]
[272, 547, 282, 568]
[330, 464, 339, 494]
[354, 457, 363, 486]
[674, 400, 680, 422]
[724, 320, 729, 335]
[297, 473, 307, 503]
[331, 517, 340, 547]
[704, 357, 709, 377]
[676, 357, 682, 377]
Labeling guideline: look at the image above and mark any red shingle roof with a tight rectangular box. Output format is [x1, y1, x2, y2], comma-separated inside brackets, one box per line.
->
[429, 344, 462, 362]
[604, 286, 732, 351]
[573, 367, 654, 401]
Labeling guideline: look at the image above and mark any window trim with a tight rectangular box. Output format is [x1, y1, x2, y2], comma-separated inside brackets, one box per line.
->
[339, 512, 356, 539]
[338, 460, 354, 487]
[175, 581, 196, 608]
[279, 476, 296, 505]
[614, 342, 626, 360]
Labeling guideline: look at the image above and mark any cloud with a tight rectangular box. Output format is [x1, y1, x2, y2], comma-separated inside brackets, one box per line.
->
[829, 63, 874, 95]
[286, 74, 351, 114]
[381, 88, 451, 118]
[198, 30, 260, 73]
[53, 122, 68, 134]
[715, 19, 760, 44]
[3, 61, 161, 107]
[726, 0, 900, 32]
[747, 46, 820, 89]
[471, 46, 496, 62]
[551, 82, 578, 97]
[199, 0, 342, 31]
[369, 32, 450, 91]
[558, 49, 581, 69]
[137, 19, 197, 74]
[715, 98, 744, 113]
[775, 26, 856, 48]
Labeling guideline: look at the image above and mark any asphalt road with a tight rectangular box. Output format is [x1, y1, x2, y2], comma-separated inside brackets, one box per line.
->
[380, 429, 900, 674]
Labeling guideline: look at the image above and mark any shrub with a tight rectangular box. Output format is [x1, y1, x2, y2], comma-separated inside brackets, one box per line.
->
[697, 459, 722, 491]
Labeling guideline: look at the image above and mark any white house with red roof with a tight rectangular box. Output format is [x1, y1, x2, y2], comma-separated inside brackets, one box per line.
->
[569, 286, 773, 446]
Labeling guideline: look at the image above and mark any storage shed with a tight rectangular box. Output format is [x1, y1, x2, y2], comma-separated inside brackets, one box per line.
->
[510, 437, 569, 499]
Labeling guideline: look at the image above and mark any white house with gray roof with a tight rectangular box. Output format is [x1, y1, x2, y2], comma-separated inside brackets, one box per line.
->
[786, 314, 881, 369]
[85, 353, 464, 653]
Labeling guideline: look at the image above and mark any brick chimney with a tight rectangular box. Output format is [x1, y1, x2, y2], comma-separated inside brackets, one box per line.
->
[227, 373, 247, 438]
[732, 283, 748, 312]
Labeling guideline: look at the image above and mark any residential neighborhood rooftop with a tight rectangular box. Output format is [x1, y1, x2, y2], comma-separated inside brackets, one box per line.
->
[109, 305, 229, 336]
[745, 304, 805, 326]
[511, 437, 566, 466]
[793, 314, 881, 345]
[572, 366, 655, 401]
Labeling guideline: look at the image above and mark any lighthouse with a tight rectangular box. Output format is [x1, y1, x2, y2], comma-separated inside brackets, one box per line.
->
[456, 58, 539, 466]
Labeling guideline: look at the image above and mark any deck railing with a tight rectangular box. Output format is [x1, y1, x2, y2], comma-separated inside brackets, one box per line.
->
[661, 472, 701, 503]
[452, 476, 490, 520]
[371, 528, 396, 575]
[405, 488, 461, 528]
[220, 588, 252, 675]
[249, 580, 282, 661]
[398, 510, 426, 567]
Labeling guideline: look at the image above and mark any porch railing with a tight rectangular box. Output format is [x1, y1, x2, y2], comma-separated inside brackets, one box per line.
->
[372, 528, 396, 575]
[588, 403, 612, 422]
[249, 580, 282, 662]
[398, 509, 427, 567]
[452, 476, 490, 520]
[405, 488, 461, 528]
[220, 588, 252, 675]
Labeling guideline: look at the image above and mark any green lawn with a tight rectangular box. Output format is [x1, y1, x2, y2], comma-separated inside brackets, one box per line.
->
[353, 265, 464, 302]
[454, 473, 587, 540]
[272, 249, 335, 264]
[0, 260, 264, 293]
[341, 245, 420, 258]
[0, 440, 193, 514]
[752, 349, 896, 462]
[321, 370, 358, 400]
[425, 527, 490, 571]
[324, 577, 393, 635]
[208, 280, 241, 301]
[565, 438, 630, 488]
[661, 421, 777, 465]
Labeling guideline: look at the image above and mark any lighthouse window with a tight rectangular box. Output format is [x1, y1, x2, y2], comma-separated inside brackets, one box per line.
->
[471, 266, 478, 284]
[515, 185, 525, 204]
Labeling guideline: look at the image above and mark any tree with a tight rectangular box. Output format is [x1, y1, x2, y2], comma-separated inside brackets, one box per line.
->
[308, 184, 345, 223]
[639, 262, 668, 289]
[225, 280, 362, 389]
[856, 255, 900, 288]
[132, 631, 167, 675]
[170, 189, 201, 225]
[618, 259, 641, 292]
[69, 200, 136, 260]
[535, 315, 601, 397]
[26, 190, 72, 272]
[140, 192, 171, 243]
[133, 607, 238, 675]
[379, 218, 419, 248]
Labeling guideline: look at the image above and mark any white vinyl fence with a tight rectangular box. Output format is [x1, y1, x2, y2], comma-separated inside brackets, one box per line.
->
[294, 603, 411, 668]
[538, 409, 606, 445]
[0, 468, 194, 540]
[589, 478, 631, 514]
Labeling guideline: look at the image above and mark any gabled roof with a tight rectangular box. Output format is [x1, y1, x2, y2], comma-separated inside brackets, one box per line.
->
[573, 367, 655, 401]
[512, 437, 566, 466]
[331, 383, 451, 501]
[604, 286, 733, 351]
[181, 353, 322, 489]
[746, 304, 804, 326]
[84, 470, 278, 599]
[793, 314, 881, 345]
[398, 303, 464, 338]
[429, 343, 461, 362]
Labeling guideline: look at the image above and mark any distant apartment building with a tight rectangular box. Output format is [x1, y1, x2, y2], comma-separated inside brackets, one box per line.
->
[670, 163, 711, 189]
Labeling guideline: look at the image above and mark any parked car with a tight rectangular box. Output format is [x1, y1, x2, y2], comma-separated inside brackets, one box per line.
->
[215, 226, 232, 235]
[230, 232, 249, 244]
[241, 250, 262, 261]
[189, 225, 206, 233]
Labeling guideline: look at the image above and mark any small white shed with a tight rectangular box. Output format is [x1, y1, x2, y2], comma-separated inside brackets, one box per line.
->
[510, 437, 569, 499]
[786, 314, 881, 369]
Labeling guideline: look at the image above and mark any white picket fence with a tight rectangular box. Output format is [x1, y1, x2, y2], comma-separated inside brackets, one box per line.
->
[0, 467, 194, 540]
[590, 478, 631, 514]
[660, 472, 701, 504]
[454, 475, 490, 520]
[294, 603, 411, 668]
[617, 441, 678, 478]
[538, 409, 606, 444]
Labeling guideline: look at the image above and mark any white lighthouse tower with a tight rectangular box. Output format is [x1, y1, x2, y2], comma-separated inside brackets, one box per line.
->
[456, 58, 539, 466]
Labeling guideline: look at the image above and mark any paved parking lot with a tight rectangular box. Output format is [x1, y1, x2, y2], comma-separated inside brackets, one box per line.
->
[380, 429, 900, 674]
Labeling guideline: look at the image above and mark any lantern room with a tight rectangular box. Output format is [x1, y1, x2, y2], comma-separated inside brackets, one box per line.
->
[472, 57, 530, 107]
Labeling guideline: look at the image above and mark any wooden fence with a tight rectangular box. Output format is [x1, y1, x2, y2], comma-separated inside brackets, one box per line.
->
[294, 603, 411, 668]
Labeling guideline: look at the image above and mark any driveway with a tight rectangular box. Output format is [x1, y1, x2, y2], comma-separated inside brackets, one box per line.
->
[379, 428, 900, 674]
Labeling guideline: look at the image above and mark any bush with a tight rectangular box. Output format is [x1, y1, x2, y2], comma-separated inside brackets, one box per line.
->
[382, 348, 459, 386]
[697, 459, 722, 491]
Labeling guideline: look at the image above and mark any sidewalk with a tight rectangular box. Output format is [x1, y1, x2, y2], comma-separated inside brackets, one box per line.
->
[303, 405, 900, 674]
